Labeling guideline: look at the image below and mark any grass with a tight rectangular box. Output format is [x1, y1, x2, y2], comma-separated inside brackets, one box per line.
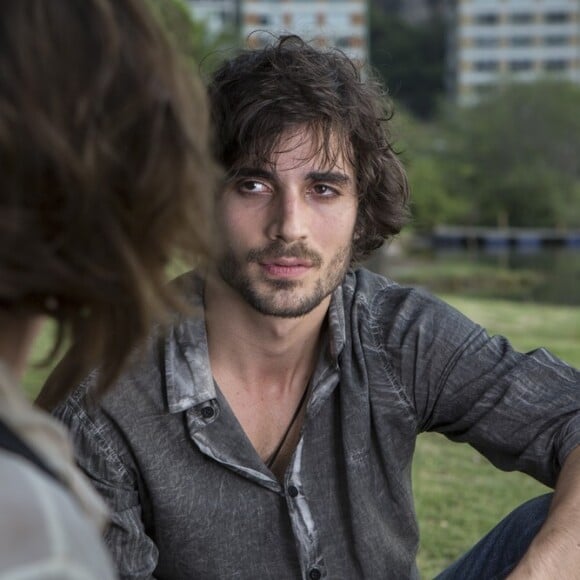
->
[24, 295, 580, 578]
[414, 295, 580, 578]
[23, 321, 60, 399]
[442, 295, 580, 365]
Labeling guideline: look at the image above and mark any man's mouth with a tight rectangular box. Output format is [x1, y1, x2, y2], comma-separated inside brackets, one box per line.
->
[247, 242, 323, 274]
[260, 258, 313, 277]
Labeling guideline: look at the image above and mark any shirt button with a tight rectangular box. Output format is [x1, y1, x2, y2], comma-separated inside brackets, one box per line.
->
[309, 568, 322, 580]
[200, 406, 215, 419]
[287, 485, 299, 498]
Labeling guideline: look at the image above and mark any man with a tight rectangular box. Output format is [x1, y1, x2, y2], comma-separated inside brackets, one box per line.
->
[50, 36, 580, 579]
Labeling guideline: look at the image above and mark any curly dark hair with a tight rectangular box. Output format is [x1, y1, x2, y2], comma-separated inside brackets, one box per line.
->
[208, 35, 410, 262]
[0, 0, 219, 408]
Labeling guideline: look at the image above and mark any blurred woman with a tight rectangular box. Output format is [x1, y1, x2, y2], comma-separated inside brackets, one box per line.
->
[0, 0, 218, 577]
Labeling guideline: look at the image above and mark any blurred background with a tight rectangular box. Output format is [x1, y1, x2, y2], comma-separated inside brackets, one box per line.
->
[159, 1, 580, 575]
[157, 0, 580, 307]
[29, 0, 580, 576]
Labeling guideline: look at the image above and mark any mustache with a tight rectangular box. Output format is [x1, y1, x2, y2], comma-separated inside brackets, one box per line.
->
[246, 241, 322, 267]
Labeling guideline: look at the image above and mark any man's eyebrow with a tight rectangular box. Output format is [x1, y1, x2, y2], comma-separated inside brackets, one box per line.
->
[307, 171, 352, 184]
[227, 167, 274, 181]
[226, 168, 352, 185]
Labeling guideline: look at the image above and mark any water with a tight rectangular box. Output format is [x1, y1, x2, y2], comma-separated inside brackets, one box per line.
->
[464, 247, 580, 306]
[368, 246, 580, 306]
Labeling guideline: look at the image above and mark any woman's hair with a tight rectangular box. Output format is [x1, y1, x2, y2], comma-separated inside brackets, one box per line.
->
[0, 0, 219, 408]
[208, 35, 410, 263]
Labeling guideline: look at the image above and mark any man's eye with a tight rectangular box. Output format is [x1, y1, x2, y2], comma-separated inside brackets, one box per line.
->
[238, 180, 270, 194]
[312, 184, 339, 197]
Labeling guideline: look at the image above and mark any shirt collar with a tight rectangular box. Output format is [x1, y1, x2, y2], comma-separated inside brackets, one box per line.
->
[165, 272, 216, 414]
[164, 270, 348, 414]
[327, 282, 346, 362]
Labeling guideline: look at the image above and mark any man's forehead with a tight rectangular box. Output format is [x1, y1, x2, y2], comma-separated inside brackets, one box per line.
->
[232, 127, 354, 174]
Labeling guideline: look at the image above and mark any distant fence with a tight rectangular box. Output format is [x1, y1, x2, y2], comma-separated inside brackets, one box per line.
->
[431, 226, 580, 250]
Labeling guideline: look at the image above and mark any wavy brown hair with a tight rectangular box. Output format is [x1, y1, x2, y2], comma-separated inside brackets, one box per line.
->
[0, 0, 219, 408]
[208, 35, 410, 262]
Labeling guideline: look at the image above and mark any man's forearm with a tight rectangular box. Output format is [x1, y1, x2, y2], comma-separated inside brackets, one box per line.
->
[508, 444, 580, 579]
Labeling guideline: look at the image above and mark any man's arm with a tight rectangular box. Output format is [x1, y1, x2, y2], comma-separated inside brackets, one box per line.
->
[53, 395, 160, 579]
[508, 444, 580, 579]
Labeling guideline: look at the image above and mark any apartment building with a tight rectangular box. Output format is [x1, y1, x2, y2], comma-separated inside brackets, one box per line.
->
[374, 0, 445, 25]
[446, 0, 580, 105]
[186, 1, 367, 63]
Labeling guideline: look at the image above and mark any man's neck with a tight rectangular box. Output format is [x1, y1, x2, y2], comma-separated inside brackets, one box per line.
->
[204, 272, 329, 395]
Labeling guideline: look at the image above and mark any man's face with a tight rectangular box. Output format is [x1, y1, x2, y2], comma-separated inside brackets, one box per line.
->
[216, 128, 358, 318]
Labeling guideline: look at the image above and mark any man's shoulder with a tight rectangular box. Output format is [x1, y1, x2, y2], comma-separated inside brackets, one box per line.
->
[342, 267, 430, 306]
[340, 267, 456, 326]
[56, 323, 173, 424]
[56, 270, 208, 421]
[342, 267, 394, 294]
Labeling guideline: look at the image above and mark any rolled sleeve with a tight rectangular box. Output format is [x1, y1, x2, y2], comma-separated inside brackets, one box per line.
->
[54, 390, 159, 579]
[378, 288, 580, 488]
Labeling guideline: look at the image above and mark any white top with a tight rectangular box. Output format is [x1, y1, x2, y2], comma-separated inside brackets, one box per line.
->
[0, 362, 116, 579]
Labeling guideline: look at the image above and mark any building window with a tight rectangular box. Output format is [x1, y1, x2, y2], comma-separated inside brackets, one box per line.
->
[510, 36, 534, 47]
[335, 37, 351, 49]
[544, 59, 568, 71]
[545, 12, 570, 24]
[474, 36, 499, 47]
[474, 60, 499, 72]
[544, 35, 569, 46]
[509, 60, 533, 72]
[245, 13, 271, 26]
[509, 13, 534, 25]
[474, 14, 499, 25]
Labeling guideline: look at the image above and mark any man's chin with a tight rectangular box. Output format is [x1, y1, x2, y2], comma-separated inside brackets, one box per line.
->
[249, 289, 329, 319]
[254, 304, 318, 319]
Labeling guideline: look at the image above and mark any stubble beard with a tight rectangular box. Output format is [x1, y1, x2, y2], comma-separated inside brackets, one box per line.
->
[217, 241, 352, 318]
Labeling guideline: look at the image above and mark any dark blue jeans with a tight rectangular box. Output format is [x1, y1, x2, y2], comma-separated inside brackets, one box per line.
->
[435, 494, 552, 580]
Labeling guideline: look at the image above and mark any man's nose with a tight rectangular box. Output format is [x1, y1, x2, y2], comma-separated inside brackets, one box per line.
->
[267, 192, 308, 243]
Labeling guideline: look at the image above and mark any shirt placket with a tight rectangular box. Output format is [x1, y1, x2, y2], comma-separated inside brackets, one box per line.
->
[283, 364, 340, 580]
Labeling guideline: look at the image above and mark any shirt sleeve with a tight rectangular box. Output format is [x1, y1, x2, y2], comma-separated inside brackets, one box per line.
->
[376, 287, 580, 488]
[53, 394, 160, 580]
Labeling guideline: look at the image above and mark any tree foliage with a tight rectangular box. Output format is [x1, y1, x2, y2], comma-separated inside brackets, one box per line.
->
[393, 81, 580, 230]
[392, 109, 470, 230]
[369, 2, 446, 119]
[146, 0, 238, 73]
[439, 82, 580, 228]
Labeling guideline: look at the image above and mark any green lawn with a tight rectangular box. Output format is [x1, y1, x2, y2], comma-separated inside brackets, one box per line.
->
[25, 295, 580, 578]
[23, 322, 60, 399]
[414, 295, 580, 578]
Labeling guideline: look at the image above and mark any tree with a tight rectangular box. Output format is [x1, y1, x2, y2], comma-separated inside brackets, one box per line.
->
[391, 108, 470, 230]
[439, 81, 580, 228]
[146, 0, 238, 72]
[369, 2, 446, 119]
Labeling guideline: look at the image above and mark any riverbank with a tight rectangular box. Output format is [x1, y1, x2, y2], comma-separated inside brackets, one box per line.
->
[365, 240, 580, 306]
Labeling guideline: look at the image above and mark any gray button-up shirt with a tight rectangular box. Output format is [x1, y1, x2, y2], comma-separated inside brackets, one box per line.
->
[54, 268, 580, 580]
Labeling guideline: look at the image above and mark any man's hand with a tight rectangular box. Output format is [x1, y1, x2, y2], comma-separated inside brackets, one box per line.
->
[508, 445, 580, 579]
